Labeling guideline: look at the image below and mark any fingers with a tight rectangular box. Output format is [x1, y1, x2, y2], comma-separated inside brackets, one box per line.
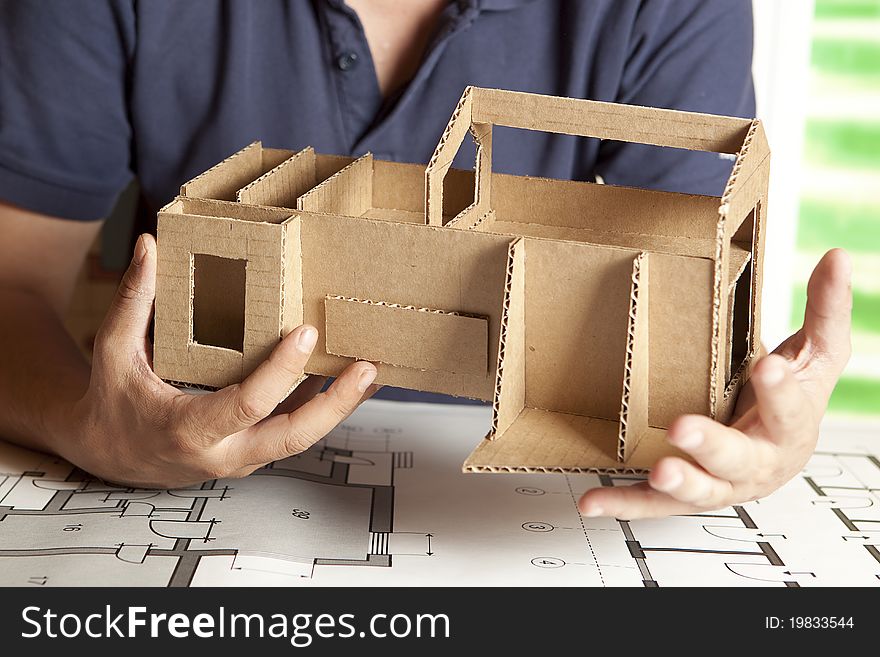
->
[581, 346, 821, 521]
[801, 248, 852, 369]
[647, 457, 734, 507]
[666, 415, 777, 482]
[94, 234, 157, 364]
[271, 374, 327, 416]
[578, 459, 734, 520]
[190, 325, 319, 438]
[751, 354, 813, 443]
[578, 481, 709, 520]
[229, 360, 378, 466]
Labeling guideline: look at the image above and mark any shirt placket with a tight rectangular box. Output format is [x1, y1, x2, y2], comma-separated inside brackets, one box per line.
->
[346, 1, 481, 159]
[319, 1, 385, 155]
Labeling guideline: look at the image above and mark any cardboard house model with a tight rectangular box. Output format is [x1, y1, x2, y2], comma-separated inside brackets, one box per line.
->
[153, 86, 769, 474]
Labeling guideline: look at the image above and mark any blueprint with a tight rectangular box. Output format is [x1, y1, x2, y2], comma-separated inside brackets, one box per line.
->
[0, 399, 878, 586]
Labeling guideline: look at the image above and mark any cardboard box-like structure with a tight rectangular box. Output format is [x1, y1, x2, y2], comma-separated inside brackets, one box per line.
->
[154, 87, 769, 474]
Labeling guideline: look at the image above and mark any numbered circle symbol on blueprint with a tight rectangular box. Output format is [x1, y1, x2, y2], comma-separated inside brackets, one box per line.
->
[531, 557, 565, 569]
[522, 522, 554, 532]
[515, 487, 546, 496]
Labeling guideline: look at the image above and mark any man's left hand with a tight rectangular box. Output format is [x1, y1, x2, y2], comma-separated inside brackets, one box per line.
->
[578, 248, 852, 519]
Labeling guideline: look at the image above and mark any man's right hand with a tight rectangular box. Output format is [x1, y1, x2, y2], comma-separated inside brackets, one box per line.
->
[55, 233, 378, 488]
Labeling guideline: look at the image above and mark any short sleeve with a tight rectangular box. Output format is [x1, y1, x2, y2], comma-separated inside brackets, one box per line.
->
[595, 0, 756, 196]
[0, 0, 135, 220]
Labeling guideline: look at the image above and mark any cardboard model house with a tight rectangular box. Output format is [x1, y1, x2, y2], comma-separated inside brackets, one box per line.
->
[153, 86, 769, 474]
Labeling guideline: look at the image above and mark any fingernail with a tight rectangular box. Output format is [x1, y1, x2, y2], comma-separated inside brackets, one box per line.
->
[653, 469, 683, 492]
[581, 505, 603, 518]
[761, 360, 786, 386]
[295, 326, 317, 353]
[133, 235, 146, 265]
[357, 365, 377, 392]
[670, 430, 703, 450]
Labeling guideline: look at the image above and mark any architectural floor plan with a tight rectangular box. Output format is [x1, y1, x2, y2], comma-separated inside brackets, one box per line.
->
[0, 400, 878, 586]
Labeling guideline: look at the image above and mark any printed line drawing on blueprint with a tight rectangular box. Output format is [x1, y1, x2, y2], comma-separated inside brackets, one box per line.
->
[0, 400, 878, 586]
[0, 416, 426, 587]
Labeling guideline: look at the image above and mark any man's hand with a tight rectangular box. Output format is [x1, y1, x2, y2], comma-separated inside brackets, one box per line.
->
[54, 234, 378, 488]
[578, 249, 852, 519]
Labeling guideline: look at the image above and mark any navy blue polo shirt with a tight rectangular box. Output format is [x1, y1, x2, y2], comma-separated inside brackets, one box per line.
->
[0, 0, 754, 402]
[0, 0, 754, 223]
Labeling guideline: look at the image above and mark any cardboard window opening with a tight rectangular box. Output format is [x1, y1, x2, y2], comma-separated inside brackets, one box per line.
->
[192, 254, 247, 353]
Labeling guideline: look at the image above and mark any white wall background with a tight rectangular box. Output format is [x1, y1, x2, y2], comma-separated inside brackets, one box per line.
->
[751, 0, 816, 348]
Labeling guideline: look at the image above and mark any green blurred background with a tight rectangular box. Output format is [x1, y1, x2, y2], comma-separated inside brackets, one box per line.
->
[794, 0, 880, 415]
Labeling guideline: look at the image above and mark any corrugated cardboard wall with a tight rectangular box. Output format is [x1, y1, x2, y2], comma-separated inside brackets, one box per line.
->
[523, 239, 637, 419]
[300, 213, 513, 399]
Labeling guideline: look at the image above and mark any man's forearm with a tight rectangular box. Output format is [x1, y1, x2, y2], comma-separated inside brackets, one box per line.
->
[0, 287, 91, 452]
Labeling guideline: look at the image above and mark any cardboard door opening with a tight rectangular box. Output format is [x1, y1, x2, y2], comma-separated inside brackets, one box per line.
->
[728, 259, 752, 384]
[442, 166, 475, 222]
[727, 205, 757, 385]
[443, 131, 477, 225]
[192, 254, 246, 352]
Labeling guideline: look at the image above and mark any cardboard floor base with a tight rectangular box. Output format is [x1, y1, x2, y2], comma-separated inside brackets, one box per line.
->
[463, 407, 679, 474]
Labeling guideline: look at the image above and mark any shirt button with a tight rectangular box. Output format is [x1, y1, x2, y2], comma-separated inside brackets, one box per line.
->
[336, 52, 359, 71]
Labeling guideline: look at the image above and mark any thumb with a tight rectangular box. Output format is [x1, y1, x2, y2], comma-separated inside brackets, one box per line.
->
[95, 234, 157, 363]
[802, 248, 852, 371]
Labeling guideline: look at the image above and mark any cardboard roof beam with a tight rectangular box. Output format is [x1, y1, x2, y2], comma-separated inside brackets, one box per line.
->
[153, 86, 769, 475]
